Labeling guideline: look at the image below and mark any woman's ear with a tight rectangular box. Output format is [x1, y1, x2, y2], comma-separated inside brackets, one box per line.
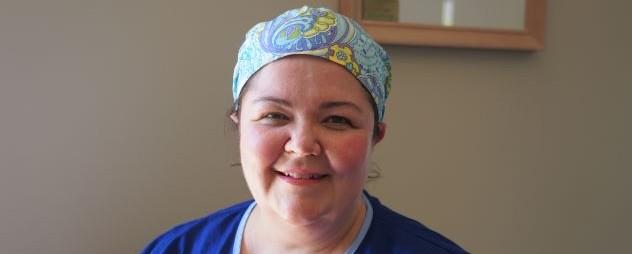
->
[230, 112, 239, 125]
[373, 122, 386, 145]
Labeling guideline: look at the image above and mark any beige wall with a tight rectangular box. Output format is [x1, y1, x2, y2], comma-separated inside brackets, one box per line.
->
[1, 1, 630, 253]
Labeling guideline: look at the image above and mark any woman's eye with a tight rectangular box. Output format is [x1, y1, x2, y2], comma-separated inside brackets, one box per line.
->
[261, 112, 289, 121]
[265, 113, 288, 119]
[323, 116, 352, 126]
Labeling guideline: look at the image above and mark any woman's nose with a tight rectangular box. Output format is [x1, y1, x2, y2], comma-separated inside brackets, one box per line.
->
[284, 123, 322, 157]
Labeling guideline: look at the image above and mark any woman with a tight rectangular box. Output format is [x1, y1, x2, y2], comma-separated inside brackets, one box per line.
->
[142, 6, 468, 254]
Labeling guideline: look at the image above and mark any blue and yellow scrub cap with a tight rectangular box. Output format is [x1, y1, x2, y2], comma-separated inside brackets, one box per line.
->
[232, 6, 392, 121]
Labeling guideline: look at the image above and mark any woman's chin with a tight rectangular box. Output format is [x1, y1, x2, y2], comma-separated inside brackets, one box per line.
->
[274, 199, 330, 226]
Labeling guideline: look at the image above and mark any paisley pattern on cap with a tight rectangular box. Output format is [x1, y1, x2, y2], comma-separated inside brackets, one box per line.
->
[233, 6, 391, 121]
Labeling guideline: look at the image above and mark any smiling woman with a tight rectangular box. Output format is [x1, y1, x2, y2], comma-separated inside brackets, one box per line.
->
[235, 56, 377, 233]
[140, 6, 468, 254]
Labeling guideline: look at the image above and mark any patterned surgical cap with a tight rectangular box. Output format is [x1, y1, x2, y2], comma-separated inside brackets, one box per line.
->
[232, 6, 392, 121]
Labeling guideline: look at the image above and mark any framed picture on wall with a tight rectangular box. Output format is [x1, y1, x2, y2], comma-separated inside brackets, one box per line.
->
[340, 0, 546, 51]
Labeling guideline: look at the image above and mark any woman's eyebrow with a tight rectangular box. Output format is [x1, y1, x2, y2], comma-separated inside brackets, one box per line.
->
[252, 96, 292, 107]
[252, 98, 362, 113]
[320, 101, 363, 113]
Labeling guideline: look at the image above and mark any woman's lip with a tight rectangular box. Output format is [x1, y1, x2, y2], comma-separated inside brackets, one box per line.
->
[277, 171, 329, 186]
[275, 167, 328, 176]
[277, 170, 328, 179]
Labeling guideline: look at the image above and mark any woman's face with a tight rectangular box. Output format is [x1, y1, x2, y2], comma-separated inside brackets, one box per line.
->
[233, 55, 384, 225]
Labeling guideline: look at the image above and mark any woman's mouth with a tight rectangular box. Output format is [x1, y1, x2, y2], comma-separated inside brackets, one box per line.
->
[279, 171, 327, 179]
[276, 170, 329, 185]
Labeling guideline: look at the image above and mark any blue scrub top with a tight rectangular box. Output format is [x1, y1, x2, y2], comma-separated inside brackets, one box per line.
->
[140, 191, 469, 254]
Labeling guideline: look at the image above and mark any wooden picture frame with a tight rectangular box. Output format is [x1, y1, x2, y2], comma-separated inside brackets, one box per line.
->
[339, 0, 546, 51]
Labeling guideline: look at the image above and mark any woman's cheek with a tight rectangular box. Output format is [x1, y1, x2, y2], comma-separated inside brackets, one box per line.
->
[328, 133, 371, 174]
[241, 125, 286, 168]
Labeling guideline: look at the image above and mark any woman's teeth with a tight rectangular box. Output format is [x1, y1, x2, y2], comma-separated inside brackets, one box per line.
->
[281, 171, 326, 180]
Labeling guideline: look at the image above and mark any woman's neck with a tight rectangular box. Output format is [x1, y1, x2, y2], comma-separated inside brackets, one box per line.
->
[241, 197, 366, 254]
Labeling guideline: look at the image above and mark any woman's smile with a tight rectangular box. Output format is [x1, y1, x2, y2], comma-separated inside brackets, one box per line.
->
[276, 170, 329, 185]
[274, 159, 331, 185]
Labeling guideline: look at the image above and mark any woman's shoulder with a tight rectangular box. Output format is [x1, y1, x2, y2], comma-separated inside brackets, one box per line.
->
[360, 192, 469, 254]
[139, 199, 254, 254]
